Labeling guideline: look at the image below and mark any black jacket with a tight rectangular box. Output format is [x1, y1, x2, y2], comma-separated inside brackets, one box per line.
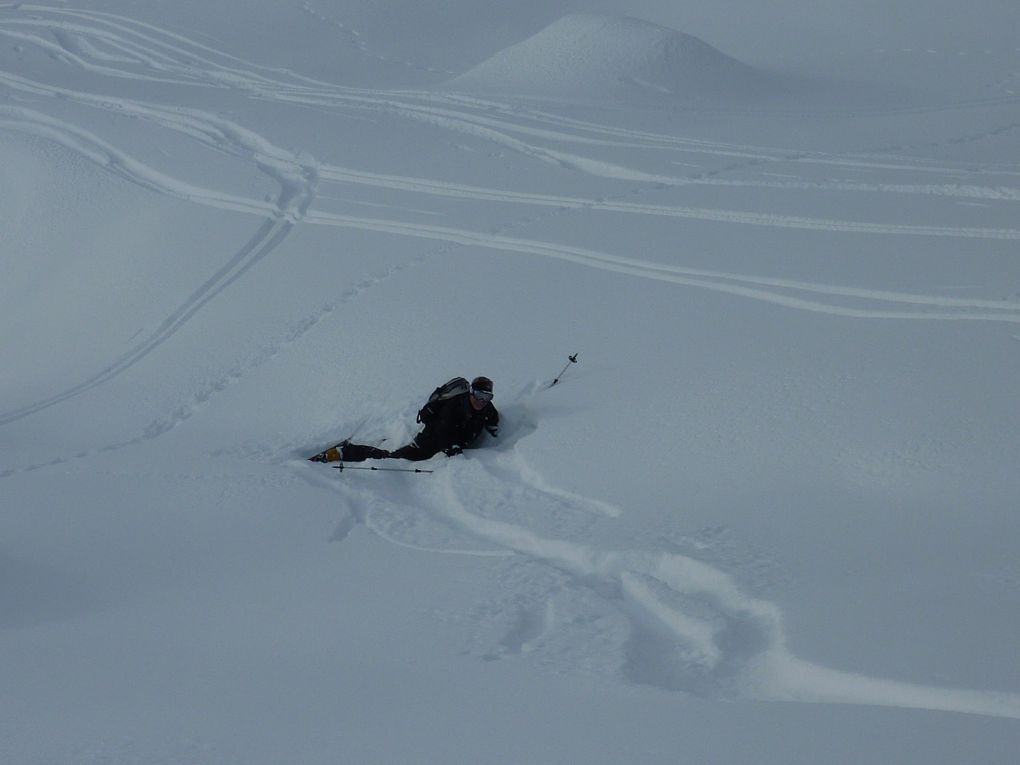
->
[417, 392, 499, 452]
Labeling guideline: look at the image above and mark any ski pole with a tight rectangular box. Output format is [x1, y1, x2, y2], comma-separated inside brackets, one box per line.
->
[550, 353, 579, 387]
[332, 464, 433, 474]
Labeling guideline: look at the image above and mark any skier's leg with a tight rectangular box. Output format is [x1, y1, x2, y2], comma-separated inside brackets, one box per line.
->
[309, 441, 389, 463]
[388, 439, 439, 461]
[337, 442, 391, 462]
[308, 444, 342, 462]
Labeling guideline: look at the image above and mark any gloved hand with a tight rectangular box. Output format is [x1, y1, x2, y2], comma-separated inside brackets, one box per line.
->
[443, 445, 463, 457]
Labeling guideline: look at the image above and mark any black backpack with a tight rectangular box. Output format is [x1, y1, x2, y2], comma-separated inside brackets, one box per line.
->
[417, 377, 469, 425]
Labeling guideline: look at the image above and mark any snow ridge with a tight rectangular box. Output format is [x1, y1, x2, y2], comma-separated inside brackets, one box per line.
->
[446, 14, 773, 101]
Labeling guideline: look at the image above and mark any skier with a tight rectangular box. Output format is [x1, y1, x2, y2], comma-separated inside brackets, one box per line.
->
[309, 376, 499, 463]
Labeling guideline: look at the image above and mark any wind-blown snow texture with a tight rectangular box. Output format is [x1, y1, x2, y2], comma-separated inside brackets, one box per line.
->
[2, 2, 1019, 763]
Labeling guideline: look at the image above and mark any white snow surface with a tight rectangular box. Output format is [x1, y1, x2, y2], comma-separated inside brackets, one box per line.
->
[446, 14, 773, 102]
[2, 1, 1020, 763]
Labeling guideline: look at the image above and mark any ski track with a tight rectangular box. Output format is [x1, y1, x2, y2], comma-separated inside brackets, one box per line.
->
[436, 458, 1020, 719]
[5, 3, 1020, 722]
[5, 4, 1020, 218]
[4, 8, 1020, 430]
[6, 3, 1020, 175]
[320, 161, 1020, 205]
[7, 3, 1020, 200]
[314, 160, 1020, 237]
[312, 447, 1020, 720]
[0, 77, 321, 426]
[4, 112, 1020, 331]
[0, 242, 439, 479]
[301, 211, 1020, 323]
[305, 379, 1020, 719]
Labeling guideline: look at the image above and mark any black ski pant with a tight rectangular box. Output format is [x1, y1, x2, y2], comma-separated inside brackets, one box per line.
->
[340, 438, 442, 462]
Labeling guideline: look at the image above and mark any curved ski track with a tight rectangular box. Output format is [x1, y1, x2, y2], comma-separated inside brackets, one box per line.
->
[440, 457, 1020, 720]
[1, 3, 1019, 426]
[0, 99, 318, 427]
[4, 3, 1020, 721]
[314, 446, 1020, 721]
[2, 2, 1020, 428]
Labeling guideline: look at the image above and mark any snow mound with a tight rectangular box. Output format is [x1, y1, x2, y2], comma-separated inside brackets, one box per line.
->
[446, 14, 773, 102]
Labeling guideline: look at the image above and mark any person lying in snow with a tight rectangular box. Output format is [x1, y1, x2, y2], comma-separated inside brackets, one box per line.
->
[308, 376, 499, 463]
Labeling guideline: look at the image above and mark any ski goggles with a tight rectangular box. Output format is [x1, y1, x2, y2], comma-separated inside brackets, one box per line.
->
[471, 387, 493, 401]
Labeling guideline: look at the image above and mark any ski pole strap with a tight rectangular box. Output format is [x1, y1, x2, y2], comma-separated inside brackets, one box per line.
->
[332, 464, 433, 474]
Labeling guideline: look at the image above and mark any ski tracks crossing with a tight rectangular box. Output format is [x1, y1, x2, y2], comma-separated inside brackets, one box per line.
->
[4, 4, 1020, 720]
[2, 4, 1020, 464]
[2, 5, 1019, 435]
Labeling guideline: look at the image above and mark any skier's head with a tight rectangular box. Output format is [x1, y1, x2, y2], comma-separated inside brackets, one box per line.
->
[469, 376, 493, 409]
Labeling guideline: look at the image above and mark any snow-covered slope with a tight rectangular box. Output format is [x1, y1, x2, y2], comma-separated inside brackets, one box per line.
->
[2, 1, 1020, 763]
[446, 13, 775, 101]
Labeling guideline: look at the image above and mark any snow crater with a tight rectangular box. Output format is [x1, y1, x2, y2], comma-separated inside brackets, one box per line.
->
[446, 14, 773, 102]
